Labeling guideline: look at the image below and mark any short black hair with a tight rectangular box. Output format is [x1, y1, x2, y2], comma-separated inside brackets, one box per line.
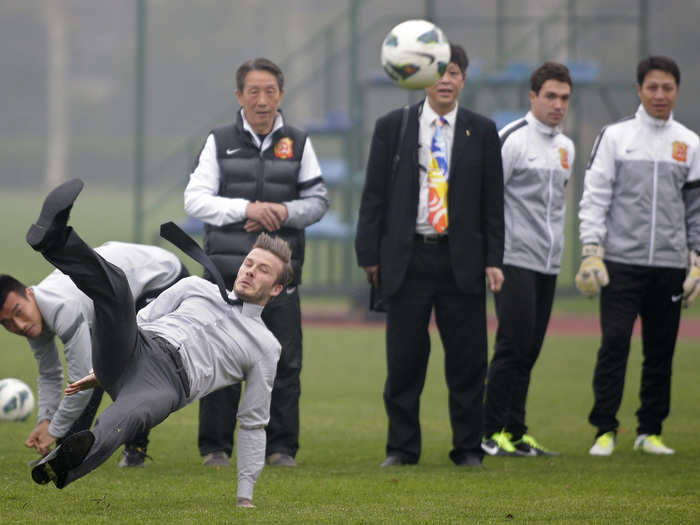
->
[449, 44, 469, 75]
[0, 274, 27, 309]
[637, 55, 680, 86]
[530, 61, 572, 94]
[236, 58, 284, 92]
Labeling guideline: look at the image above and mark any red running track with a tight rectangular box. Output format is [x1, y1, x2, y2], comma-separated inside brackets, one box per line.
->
[302, 310, 700, 340]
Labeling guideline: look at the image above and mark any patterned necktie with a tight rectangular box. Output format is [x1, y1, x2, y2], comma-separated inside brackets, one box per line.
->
[428, 117, 449, 233]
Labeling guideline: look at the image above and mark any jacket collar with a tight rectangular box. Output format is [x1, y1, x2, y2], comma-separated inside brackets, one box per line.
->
[230, 290, 265, 318]
[636, 104, 673, 129]
[235, 109, 285, 148]
[241, 302, 264, 318]
[525, 111, 561, 137]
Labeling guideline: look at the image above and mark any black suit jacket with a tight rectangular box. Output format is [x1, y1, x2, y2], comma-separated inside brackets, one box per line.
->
[355, 101, 504, 298]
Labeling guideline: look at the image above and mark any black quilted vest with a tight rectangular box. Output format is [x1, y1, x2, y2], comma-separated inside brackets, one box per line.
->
[203, 112, 307, 287]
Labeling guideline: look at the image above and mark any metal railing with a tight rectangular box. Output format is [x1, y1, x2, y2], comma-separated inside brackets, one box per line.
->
[133, 0, 649, 298]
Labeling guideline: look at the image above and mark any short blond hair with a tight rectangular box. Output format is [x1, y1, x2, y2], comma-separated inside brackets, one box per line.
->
[253, 233, 293, 286]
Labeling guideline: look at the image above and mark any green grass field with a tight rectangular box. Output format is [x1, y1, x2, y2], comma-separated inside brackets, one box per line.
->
[2, 188, 700, 523]
[2, 328, 700, 524]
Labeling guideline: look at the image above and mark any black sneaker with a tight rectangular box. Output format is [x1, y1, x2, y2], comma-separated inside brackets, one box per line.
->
[26, 178, 84, 251]
[202, 451, 230, 467]
[30, 429, 94, 488]
[265, 453, 297, 467]
[118, 445, 150, 467]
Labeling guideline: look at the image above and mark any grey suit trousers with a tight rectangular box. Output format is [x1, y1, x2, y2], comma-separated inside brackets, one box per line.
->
[41, 229, 188, 486]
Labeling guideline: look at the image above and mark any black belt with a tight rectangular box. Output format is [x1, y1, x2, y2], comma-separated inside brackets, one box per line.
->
[151, 335, 190, 399]
[414, 233, 448, 244]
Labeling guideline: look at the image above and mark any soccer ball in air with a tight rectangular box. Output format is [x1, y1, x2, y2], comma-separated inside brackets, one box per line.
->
[0, 378, 35, 422]
[381, 19, 451, 89]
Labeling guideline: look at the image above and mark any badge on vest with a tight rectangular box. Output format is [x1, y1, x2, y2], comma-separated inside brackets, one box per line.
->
[672, 141, 688, 162]
[274, 137, 294, 159]
[559, 148, 569, 170]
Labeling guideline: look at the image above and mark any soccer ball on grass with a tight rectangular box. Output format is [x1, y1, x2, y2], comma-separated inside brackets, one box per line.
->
[0, 378, 35, 422]
[380, 19, 451, 89]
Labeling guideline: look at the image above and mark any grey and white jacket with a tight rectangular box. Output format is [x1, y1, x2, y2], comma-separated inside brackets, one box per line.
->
[500, 111, 575, 274]
[579, 105, 700, 268]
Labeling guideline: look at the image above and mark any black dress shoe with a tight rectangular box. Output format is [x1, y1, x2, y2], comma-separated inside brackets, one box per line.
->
[380, 455, 409, 467]
[31, 429, 94, 488]
[456, 454, 484, 468]
[26, 178, 84, 252]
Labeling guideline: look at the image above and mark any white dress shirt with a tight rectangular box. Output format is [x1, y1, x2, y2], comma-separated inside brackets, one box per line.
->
[416, 99, 458, 235]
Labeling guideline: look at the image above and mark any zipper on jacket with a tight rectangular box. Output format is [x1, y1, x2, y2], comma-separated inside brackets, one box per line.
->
[648, 158, 659, 265]
[254, 143, 265, 201]
[545, 168, 554, 272]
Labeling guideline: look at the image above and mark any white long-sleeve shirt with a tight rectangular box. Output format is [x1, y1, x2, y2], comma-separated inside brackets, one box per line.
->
[136, 276, 280, 501]
[29, 241, 184, 439]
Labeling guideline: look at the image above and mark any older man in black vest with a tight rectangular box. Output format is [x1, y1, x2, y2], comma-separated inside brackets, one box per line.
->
[185, 57, 328, 468]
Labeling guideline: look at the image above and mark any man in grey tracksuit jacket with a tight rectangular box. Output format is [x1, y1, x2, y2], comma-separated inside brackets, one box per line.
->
[578, 56, 700, 456]
[1, 242, 187, 464]
[482, 62, 574, 457]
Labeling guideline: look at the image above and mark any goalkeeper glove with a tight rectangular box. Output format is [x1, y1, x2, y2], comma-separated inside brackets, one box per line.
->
[682, 250, 700, 308]
[575, 244, 609, 298]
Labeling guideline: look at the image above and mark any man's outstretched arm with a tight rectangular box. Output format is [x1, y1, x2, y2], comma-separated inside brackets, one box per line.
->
[236, 356, 277, 505]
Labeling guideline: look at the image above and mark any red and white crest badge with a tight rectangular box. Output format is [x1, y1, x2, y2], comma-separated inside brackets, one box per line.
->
[274, 137, 294, 159]
[672, 141, 688, 162]
[559, 148, 569, 170]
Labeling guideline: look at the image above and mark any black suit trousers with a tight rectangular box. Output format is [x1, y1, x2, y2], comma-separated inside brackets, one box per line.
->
[384, 239, 487, 464]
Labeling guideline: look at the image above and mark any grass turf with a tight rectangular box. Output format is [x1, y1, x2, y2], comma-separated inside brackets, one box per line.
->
[1, 327, 699, 524]
[2, 189, 700, 523]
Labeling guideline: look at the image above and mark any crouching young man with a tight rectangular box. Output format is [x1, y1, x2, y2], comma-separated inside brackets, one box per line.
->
[0, 241, 188, 467]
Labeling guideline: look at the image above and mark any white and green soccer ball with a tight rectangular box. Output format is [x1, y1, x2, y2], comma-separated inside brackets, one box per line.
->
[0, 378, 35, 422]
[381, 19, 451, 89]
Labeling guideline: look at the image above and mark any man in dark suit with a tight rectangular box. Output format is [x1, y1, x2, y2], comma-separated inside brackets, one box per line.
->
[355, 44, 504, 468]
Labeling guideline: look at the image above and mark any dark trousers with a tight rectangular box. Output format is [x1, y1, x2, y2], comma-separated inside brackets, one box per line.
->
[198, 286, 302, 458]
[384, 239, 487, 464]
[42, 229, 187, 486]
[54, 261, 189, 450]
[589, 261, 684, 437]
[483, 265, 557, 440]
